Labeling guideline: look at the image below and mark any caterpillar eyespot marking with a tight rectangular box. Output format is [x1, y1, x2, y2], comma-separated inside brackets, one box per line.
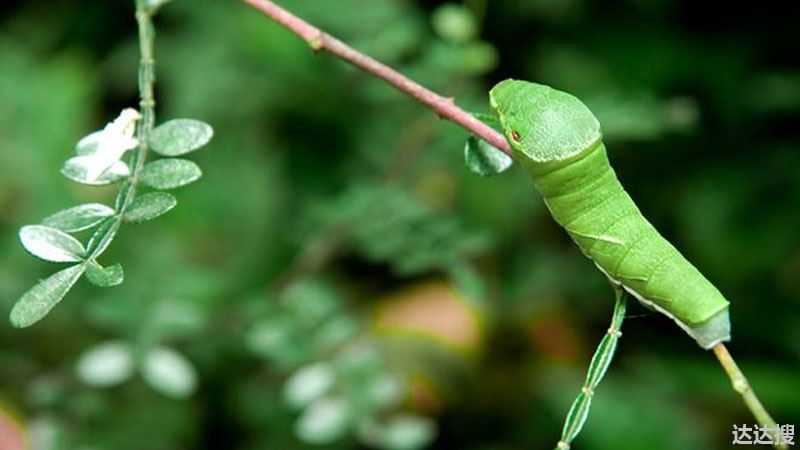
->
[490, 79, 731, 349]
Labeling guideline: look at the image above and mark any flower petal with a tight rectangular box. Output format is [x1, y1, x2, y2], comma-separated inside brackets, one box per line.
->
[62, 157, 130, 185]
[76, 131, 103, 156]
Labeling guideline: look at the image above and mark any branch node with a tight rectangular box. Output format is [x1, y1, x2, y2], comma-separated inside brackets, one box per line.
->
[732, 378, 750, 395]
[308, 31, 324, 52]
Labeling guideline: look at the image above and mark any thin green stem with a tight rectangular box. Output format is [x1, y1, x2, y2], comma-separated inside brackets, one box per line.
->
[555, 284, 627, 450]
[127, 0, 157, 208]
[713, 343, 787, 450]
[85, 0, 157, 264]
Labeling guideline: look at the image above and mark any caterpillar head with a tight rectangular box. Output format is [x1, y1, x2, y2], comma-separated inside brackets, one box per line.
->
[489, 79, 601, 164]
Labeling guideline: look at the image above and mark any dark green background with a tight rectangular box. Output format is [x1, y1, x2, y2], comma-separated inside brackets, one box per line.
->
[1, 1, 798, 449]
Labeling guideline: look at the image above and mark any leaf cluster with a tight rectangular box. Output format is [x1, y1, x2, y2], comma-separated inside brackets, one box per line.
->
[11, 118, 213, 328]
[247, 280, 435, 450]
[317, 184, 490, 276]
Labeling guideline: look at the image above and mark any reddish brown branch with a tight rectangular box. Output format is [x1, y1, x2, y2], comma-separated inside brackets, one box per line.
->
[240, 0, 512, 156]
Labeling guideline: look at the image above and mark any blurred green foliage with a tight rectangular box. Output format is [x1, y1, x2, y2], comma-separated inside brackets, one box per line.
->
[1, 1, 798, 450]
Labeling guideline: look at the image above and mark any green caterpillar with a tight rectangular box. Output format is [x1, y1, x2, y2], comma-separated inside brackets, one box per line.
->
[490, 79, 730, 349]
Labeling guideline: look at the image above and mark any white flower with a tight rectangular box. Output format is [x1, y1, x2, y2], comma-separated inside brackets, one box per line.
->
[63, 108, 141, 184]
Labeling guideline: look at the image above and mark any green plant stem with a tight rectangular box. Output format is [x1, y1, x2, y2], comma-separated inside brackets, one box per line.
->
[555, 284, 627, 450]
[713, 343, 787, 450]
[85, 0, 157, 264]
[127, 0, 157, 208]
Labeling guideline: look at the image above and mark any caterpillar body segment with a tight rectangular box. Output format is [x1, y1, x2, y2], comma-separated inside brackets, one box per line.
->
[489, 79, 730, 348]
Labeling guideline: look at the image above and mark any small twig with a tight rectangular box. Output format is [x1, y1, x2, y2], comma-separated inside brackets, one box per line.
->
[713, 343, 787, 450]
[240, 0, 511, 156]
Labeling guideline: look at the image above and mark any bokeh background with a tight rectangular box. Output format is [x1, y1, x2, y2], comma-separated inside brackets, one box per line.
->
[1, 0, 798, 449]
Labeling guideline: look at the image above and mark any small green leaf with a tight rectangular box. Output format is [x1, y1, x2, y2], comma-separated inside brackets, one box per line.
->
[382, 415, 436, 450]
[123, 192, 177, 223]
[42, 204, 115, 232]
[10, 264, 86, 328]
[148, 299, 207, 339]
[284, 280, 342, 324]
[454, 41, 499, 76]
[75, 340, 134, 387]
[140, 346, 198, 399]
[295, 396, 350, 444]
[361, 374, 402, 410]
[19, 225, 85, 262]
[431, 4, 477, 43]
[471, 112, 501, 129]
[85, 262, 124, 287]
[140, 159, 202, 190]
[246, 317, 303, 368]
[359, 414, 437, 450]
[336, 344, 383, 380]
[86, 219, 120, 258]
[75, 131, 102, 155]
[464, 135, 513, 176]
[447, 262, 487, 305]
[313, 316, 360, 353]
[61, 158, 129, 185]
[284, 363, 336, 409]
[149, 119, 213, 156]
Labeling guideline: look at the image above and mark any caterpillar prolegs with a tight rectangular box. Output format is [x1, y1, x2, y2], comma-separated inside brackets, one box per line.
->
[490, 79, 730, 349]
